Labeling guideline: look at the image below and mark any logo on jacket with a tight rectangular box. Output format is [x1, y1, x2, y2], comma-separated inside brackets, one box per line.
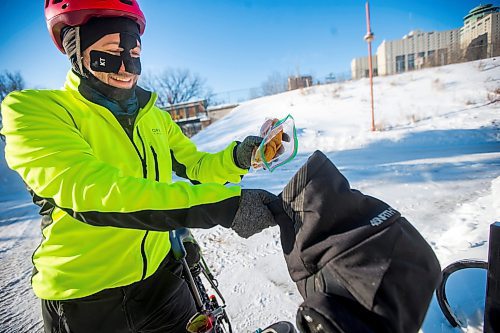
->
[370, 207, 398, 226]
[152, 128, 162, 134]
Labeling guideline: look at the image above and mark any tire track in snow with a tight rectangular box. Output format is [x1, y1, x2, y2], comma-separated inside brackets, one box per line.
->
[0, 199, 43, 333]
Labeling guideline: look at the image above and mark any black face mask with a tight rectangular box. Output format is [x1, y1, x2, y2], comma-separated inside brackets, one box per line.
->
[89, 32, 141, 75]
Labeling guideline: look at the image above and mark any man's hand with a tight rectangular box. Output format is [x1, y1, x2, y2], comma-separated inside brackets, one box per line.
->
[234, 136, 263, 169]
[231, 189, 278, 238]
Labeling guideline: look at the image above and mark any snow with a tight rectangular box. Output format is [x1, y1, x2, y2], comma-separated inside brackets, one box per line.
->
[1, 58, 499, 332]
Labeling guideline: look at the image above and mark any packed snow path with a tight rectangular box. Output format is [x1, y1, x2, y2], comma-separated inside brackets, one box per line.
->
[0, 140, 42, 332]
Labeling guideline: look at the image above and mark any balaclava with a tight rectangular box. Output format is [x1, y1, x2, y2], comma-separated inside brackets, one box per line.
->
[61, 17, 142, 101]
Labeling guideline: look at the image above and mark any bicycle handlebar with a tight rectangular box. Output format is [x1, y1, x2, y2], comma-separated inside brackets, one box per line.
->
[436, 259, 488, 327]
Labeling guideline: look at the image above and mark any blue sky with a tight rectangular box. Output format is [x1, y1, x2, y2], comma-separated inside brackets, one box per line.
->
[0, 1, 492, 95]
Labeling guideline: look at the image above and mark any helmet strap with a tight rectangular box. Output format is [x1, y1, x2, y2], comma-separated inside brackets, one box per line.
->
[61, 26, 86, 78]
[74, 26, 85, 77]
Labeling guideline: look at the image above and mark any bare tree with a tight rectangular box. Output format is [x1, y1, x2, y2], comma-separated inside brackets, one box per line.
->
[260, 71, 288, 96]
[249, 87, 264, 100]
[140, 69, 211, 107]
[1, 71, 25, 140]
[0, 71, 25, 101]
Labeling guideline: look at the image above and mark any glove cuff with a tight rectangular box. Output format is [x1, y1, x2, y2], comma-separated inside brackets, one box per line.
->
[232, 190, 277, 238]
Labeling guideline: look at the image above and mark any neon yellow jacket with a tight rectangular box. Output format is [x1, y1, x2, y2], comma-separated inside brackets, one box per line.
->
[1, 71, 247, 300]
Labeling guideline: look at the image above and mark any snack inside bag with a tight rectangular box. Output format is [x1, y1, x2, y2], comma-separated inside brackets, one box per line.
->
[251, 114, 298, 172]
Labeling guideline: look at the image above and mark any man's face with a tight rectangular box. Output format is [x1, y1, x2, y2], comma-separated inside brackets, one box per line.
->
[82, 33, 141, 89]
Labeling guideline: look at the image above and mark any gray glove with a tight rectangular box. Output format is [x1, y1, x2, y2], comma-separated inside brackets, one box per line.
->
[234, 136, 263, 169]
[232, 189, 278, 238]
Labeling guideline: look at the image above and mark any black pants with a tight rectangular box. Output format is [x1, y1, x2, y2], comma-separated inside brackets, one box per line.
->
[41, 256, 197, 333]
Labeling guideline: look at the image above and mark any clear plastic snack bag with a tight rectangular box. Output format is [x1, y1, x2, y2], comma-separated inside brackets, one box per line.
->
[251, 114, 298, 172]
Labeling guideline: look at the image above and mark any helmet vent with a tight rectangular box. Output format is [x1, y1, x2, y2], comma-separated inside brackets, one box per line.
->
[52, 0, 63, 4]
[120, 0, 134, 5]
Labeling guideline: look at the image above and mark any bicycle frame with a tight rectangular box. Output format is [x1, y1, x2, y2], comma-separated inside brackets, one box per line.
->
[170, 228, 233, 333]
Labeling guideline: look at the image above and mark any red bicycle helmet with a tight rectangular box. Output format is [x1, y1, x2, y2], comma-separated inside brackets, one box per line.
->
[44, 0, 146, 54]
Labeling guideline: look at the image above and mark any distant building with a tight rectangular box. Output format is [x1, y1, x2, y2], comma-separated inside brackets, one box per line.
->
[460, 4, 500, 60]
[351, 55, 378, 80]
[287, 76, 313, 91]
[377, 29, 460, 76]
[350, 3, 500, 78]
[162, 100, 210, 137]
[325, 71, 352, 83]
[207, 103, 239, 123]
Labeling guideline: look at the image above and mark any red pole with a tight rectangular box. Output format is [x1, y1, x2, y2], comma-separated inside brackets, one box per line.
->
[364, 1, 376, 131]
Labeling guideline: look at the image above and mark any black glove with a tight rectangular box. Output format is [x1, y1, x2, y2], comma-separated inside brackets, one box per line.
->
[231, 189, 278, 238]
[234, 136, 263, 169]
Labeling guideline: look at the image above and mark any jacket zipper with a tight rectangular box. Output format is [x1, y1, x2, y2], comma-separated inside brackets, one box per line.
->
[150, 146, 160, 182]
[136, 128, 147, 179]
[136, 128, 149, 280]
[140, 230, 149, 281]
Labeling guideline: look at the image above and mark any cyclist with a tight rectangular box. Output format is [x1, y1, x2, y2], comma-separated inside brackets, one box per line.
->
[1, 1, 277, 331]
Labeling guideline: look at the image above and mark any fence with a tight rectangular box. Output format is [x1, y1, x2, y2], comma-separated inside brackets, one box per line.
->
[210, 70, 352, 106]
[210, 87, 259, 106]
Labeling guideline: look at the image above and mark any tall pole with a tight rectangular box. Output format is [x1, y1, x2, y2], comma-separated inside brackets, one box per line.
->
[364, 1, 376, 131]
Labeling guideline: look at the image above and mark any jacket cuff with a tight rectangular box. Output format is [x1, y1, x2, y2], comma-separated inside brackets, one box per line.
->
[224, 141, 249, 176]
